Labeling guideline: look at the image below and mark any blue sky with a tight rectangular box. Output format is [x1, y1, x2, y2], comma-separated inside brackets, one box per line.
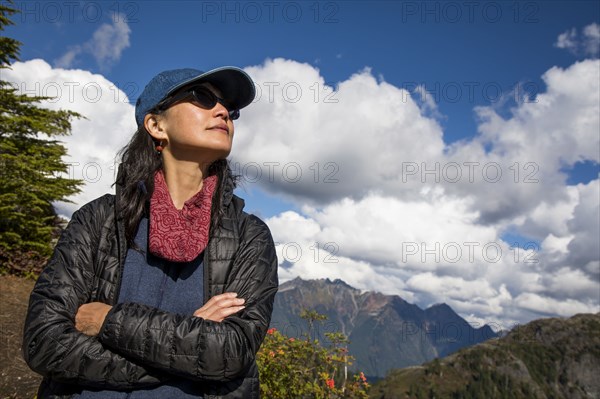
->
[4, 0, 600, 328]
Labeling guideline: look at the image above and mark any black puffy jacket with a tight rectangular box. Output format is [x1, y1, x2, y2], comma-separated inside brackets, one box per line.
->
[22, 175, 279, 398]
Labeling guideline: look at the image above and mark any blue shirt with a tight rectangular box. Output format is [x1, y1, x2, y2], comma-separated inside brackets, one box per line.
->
[75, 217, 205, 398]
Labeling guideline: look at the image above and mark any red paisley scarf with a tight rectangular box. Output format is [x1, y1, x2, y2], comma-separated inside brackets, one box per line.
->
[149, 170, 217, 262]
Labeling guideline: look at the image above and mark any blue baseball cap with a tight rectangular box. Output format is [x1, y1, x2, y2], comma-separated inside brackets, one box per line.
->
[135, 66, 256, 126]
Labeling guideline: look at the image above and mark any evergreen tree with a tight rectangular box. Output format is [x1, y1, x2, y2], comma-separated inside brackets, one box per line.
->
[0, 2, 82, 274]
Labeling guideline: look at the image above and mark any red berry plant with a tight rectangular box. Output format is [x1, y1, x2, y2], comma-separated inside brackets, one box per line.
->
[257, 309, 370, 398]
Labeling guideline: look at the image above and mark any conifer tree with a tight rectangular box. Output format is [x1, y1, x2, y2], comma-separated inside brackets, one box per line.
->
[0, 2, 82, 274]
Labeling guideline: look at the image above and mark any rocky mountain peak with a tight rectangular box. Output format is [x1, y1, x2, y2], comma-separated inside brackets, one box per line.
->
[271, 277, 498, 378]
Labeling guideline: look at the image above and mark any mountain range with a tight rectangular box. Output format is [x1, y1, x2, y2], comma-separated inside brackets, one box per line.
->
[269, 277, 497, 378]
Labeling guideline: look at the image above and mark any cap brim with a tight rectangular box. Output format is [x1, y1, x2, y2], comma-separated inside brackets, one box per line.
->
[167, 66, 255, 110]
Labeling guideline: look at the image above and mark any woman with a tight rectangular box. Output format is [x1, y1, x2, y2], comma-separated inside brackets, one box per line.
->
[22, 67, 278, 398]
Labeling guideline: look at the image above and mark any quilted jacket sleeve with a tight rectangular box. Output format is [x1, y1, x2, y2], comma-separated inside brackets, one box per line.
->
[22, 196, 167, 389]
[97, 214, 279, 381]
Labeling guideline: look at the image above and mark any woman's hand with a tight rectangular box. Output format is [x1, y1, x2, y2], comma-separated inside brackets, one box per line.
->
[75, 302, 113, 336]
[194, 292, 245, 322]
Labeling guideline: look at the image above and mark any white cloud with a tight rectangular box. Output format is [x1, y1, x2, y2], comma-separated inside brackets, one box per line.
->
[543, 267, 599, 299]
[520, 186, 578, 239]
[413, 84, 444, 120]
[448, 59, 600, 224]
[583, 23, 600, 56]
[555, 23, 600, 58]
[541, 234, 573, 255]
[4, 59, 135, 218]
[300, 192, 496, 272]
[55, 48, 81, 69]
[234, 58, 445, 205]
[406, 273, 499, 302]
[555, 28, 578, 52]
[514, 293, 597, 317]
[235, 58, 599, 227]
[55, 13, 131, 70]
[565, 179, 600, 277]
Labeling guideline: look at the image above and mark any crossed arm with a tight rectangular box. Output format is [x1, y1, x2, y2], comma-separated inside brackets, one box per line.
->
[75, 292, 246, 336]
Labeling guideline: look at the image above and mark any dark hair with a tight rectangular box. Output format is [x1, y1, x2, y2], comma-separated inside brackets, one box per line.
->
[116, 116, 236, 247]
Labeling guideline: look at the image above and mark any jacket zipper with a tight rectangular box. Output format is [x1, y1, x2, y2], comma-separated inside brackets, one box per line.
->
[113, 199, 127, 305]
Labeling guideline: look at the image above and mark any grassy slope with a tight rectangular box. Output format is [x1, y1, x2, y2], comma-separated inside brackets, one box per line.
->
[369, 313, 600, 399]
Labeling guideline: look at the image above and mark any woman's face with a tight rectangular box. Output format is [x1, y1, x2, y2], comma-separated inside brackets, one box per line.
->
[148, 83, 235, 164]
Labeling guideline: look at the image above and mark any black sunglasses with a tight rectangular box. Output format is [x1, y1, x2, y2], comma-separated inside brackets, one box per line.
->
[157, 86, 240, 120]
